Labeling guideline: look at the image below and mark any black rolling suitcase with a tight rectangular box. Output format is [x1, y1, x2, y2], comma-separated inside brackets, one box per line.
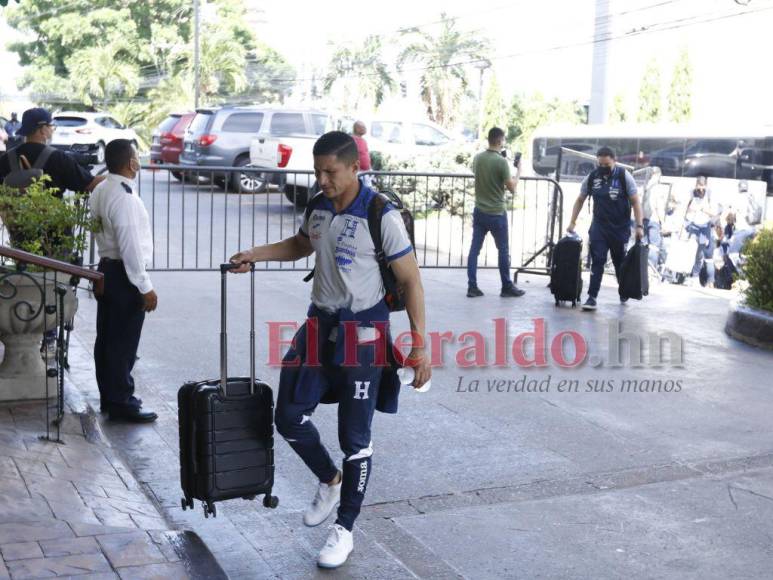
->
[178, 263, 278, 518]
[619, 241, 649, 301]
[550, 235, 583, 307]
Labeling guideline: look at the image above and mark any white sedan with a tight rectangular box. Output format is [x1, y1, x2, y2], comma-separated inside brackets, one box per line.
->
[51, 112, 139, 165]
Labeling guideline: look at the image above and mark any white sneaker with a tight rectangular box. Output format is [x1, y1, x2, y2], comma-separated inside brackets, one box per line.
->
[317, 524, 353, 569]
[303, 476, 341, 527]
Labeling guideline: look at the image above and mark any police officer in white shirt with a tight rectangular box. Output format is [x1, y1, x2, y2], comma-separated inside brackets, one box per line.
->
[91, 139, 158, 423]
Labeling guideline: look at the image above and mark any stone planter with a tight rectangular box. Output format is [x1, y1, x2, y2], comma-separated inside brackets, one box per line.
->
[0, 271, 78, 400]
[725, 298, 773, 350]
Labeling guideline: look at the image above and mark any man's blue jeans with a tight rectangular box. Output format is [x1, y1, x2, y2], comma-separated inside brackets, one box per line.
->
[467, 208, 511, 288]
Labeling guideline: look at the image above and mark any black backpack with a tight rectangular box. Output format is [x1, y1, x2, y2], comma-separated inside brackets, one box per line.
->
[302, 190, 415, 312]
[3, 146, 56, 191]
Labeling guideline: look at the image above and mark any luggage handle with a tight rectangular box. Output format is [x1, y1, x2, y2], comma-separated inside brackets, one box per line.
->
[219, 262, 256, 397]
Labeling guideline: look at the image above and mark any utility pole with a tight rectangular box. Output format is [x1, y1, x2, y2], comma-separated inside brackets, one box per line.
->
[193, 0, 201, 109]
[589, 0, 612, 124]
[474, 59, 491, 141]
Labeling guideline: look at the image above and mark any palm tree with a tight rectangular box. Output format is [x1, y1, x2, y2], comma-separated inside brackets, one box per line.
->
[398, 14, 490, 127]
[324, 36, 395, 114]
[67, 41, 140, 109]
[196, 29, 248, 101]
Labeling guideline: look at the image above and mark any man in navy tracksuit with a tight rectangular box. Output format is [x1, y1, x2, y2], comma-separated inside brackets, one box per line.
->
[230, 131, 430, 569]
[567, 146, 644, 311]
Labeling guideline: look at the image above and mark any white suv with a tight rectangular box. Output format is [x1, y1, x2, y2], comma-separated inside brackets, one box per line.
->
[51, 112, 139, 166]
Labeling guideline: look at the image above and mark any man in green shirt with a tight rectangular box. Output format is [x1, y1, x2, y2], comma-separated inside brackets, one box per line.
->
[466, 127, 524, 298]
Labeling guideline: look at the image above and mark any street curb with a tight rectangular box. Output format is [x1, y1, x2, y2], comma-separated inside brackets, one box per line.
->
[725, 298, 773, 350]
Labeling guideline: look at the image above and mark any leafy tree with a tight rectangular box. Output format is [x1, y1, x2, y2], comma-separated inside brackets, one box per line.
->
[610, 93, 628, 123]
[505, 92, 585, 151]
[5, 0, 294, 146]
[323, 36, 395, 114]
[67, 41, 140, 109]
[668, 48, 692, 122]
[398, 13, 489, 128]
[481, 74, 506, 138]
[637, 59, 662, 122]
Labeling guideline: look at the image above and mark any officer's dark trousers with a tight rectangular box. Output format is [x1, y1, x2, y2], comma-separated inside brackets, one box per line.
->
[588, 232, 626, 298]
[275, 334, 381, 532]
[94, 259, 145, 411]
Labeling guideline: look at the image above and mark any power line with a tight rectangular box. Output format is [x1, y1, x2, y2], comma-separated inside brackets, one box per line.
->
[14, 1, 773, 99]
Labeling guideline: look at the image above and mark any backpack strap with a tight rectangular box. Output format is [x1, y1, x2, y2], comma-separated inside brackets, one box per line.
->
[32, 146, 55, 170]
[618, 166, 628, 197]
[6, 148, 20, 173]
[301, 192, 329, 283]
[367, 192, 389, 261]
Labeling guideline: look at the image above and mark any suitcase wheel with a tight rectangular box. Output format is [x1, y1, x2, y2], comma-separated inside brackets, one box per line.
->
[203, 502, 217, 518]
[180, 497, 194, 511]
[263, 494, 279, 509]
[242, 494, 256, 501]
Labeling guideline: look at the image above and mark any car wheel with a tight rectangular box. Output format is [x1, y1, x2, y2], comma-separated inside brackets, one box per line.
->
[232, 158, 269, 194]
[283, 184, 312, 208]
[96, 142, 105, 165]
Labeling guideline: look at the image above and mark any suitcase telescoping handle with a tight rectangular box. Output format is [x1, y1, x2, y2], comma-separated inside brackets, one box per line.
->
[219, 262, 256, 397]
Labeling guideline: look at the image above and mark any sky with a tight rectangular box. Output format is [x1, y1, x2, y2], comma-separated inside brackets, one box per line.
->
[2, 0, 773, 125]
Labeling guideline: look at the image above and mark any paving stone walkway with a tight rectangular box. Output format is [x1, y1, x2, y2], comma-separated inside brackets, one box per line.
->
[0, 396, 224, 580]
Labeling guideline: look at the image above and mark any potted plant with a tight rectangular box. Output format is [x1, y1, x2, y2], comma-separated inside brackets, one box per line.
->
[725, 227, 773, 350]
[0, 177, 96, 400]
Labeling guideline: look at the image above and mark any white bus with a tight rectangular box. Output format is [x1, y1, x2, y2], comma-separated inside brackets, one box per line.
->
[531, 124, 773, 195]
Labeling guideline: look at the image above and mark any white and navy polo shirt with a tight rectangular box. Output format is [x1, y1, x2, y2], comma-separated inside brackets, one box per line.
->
[299, 185, 413, 314]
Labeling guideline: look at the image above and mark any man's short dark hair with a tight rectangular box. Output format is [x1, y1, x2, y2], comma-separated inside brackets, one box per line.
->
[313, 131, 359, 164]
[105, 139, 136, 174]
[487, 127, 505, 144]
[597, 146, 615, 158]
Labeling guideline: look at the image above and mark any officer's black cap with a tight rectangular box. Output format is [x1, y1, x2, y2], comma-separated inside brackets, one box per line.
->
[596, 146, 616, 159]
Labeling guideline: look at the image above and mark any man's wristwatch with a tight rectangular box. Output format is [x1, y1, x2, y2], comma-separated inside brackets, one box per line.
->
[636, 224, 644, 230]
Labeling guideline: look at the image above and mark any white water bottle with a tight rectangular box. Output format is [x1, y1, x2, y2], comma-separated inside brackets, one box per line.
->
[396, 366, 431, 393]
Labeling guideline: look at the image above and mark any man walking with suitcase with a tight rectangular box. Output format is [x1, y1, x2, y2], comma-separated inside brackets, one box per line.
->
[466, 127, 525, 298]
[567, 146, 644, 311]
[91, 139, 158, 422]
[230, 131, 430, 569]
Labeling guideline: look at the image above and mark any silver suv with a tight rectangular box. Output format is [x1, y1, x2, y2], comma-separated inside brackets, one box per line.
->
[179, 106, 328, 193]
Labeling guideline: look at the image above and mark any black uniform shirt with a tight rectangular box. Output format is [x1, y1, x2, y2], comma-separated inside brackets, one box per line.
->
[0, 143, 93, 197]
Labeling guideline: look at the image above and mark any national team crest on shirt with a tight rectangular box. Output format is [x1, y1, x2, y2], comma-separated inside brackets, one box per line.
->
[334, 218, 359, 273]
[337, 217, 359, 242]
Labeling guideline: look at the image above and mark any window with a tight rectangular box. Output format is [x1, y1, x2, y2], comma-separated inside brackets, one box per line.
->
[311, 114, 329, 136]
[559, 139, 598, 177]
[269, 113, 305, 136]
[644, 139, 685, 177]
[188, 112, 213, 136]
[413, 123, 449, 146]
[683, 139, 738, 178]
[157, 115, 180, 133]
[53, 116, 87, 127]
[107, 117, 124, 129]
[371, 122, 403, 144]
[221, 112, 265, 133]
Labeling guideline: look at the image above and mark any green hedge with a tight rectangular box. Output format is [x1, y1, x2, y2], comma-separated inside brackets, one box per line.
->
[743, 228, 773, 313]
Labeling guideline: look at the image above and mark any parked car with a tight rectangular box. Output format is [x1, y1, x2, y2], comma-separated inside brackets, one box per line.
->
[51, 112, 139, 166]
[180, 105, 301, 193]
[248, 108, 335, 206]
[250, 115, 457, 207]
[150, 112, 195, 180]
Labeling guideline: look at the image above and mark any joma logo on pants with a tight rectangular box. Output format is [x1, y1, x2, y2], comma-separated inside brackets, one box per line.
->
[353, 381, 370, 399]
[357, 460, 368, 492]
